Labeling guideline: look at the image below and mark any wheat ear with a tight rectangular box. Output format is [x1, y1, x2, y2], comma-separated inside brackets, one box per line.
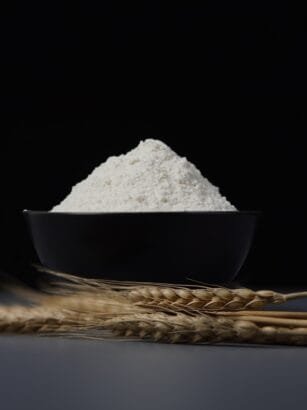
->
[0, 306, 82, 334]
[123, 286, 288, 311]
[105, 312, 248, 343]
[105, 312, 307, 345]
[39, 268, 307, 312]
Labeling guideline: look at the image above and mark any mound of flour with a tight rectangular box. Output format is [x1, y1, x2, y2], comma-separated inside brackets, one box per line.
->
[52, 139, 236, 212]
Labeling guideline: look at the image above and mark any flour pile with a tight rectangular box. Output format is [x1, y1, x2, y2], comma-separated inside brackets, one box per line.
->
[52, 139, 236, 212]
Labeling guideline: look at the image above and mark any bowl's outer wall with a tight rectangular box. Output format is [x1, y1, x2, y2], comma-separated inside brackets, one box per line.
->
[24, 212, 258, 283]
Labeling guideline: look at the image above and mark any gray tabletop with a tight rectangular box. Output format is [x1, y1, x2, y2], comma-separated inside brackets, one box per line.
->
[1, 296, 307, 410]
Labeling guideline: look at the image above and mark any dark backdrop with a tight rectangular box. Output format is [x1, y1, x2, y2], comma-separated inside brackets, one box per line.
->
[0, 3, 306, 285]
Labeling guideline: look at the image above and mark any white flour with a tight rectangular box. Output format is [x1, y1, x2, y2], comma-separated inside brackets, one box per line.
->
[52, 139, 236, 212]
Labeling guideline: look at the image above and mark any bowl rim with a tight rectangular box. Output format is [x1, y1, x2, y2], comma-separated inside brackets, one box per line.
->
[23, 209, 260, 216]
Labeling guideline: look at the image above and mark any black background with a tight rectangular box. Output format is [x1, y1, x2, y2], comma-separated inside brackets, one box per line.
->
[1, 2, 306, 285]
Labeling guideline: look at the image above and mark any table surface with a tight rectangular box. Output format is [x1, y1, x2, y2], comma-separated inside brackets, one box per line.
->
[1, 295, 307, 410]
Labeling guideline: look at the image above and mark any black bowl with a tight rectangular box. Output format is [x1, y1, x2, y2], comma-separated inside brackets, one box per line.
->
[24, 210, 259, 284]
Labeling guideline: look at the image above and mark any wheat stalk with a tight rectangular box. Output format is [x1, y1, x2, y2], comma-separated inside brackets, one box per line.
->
[47, 281, 288, 312]
[38, 267, 307, 313]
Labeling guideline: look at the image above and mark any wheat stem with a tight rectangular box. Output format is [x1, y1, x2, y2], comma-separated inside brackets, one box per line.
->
[284, 291, 307, 300]
[217, 310, 307, 319]
[218, 315, 307, 327]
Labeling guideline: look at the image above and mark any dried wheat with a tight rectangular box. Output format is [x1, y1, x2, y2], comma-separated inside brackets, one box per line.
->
[0, 306, 79, 334]
[105, 312, 307, 345]
[124, 286, 288, 311]
[38, 268, 301, 312]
